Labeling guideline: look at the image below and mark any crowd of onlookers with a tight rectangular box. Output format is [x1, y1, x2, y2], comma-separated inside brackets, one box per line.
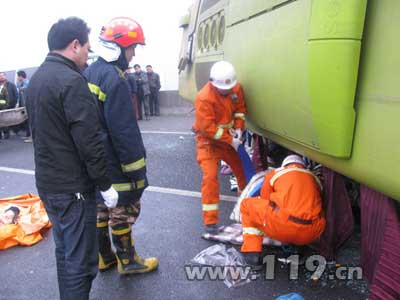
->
[0, 64, 162, 144]
[0, 70, 31, 142]
[127, 64, 161, 121]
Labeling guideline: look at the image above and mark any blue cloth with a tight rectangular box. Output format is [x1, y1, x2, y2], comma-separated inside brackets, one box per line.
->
[39, 191, 98, 300]
[237, 144, 256, 184]
[275, 293, 305, 300]
[248, 179, 264, 197]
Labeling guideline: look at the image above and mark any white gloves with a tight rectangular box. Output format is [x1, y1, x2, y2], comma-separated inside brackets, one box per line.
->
[100, 186, 119, 208]
[231, 137, 241, 151]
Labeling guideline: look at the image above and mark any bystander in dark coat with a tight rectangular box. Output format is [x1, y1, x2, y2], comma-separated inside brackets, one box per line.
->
[0, 72, 18, 139]
[146, 64, 161, 116]
[26, 17, 116, 300]
[132, 64, 150, 120]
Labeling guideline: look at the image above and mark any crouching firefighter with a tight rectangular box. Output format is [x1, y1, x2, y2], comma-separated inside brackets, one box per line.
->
[240, 155, 326, 269]
[84, 17, 158, 275]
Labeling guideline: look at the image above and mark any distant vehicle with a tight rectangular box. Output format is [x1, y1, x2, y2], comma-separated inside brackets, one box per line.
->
[1, 67, 36, 128]
[0, 55, 101, 128]
[0, 107, 27, 128]
[178, 0, 400, 202]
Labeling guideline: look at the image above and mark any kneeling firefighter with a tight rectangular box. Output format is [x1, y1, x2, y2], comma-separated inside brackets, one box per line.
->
[240, 155, 326, 269]
[84, 17, 158, 275]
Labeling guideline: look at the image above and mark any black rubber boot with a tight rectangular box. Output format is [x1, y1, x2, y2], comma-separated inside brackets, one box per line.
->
[97, 222, 117, 272]
[204, 224, 220, 235]
[111, 224, 158, 275]
[242, 252, 263, 271]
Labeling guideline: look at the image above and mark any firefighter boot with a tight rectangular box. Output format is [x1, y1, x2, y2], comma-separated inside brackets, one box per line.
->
[111, 225, 159, 275]
[97, 221, 117, 272]
[242, 252, 263, 271]
[204, 224, 220, 235]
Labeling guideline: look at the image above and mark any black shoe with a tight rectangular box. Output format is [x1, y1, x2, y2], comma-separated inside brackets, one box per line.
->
[242, 252, 263, 271]
[204, 224, 219, 235]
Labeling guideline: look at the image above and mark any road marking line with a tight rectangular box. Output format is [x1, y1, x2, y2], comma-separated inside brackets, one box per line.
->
[147, 186, 237, 202]
[141, 130, 193, 135]
[0, 166, 35, 175]
[0, 166, 237, 203]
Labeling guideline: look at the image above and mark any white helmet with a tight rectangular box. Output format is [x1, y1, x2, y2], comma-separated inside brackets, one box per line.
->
[209, 61, 237, 90]
[281, 155, 305, 167]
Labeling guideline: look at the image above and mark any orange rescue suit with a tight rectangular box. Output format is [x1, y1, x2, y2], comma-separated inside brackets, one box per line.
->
[241, 163, 326, 252]
[193, 82, 247, 225]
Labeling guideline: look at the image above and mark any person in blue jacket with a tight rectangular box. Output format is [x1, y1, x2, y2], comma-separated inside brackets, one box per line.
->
[84, 17, 158, 275]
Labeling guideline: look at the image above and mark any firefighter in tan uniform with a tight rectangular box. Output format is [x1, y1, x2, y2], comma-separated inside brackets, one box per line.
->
[193, 61, 247, 234]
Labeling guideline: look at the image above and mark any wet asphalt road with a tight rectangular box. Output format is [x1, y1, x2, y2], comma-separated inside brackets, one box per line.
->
[0, 114, 368, 300]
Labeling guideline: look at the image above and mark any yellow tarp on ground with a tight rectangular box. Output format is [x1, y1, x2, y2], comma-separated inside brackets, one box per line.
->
[0, 194, 51, 250]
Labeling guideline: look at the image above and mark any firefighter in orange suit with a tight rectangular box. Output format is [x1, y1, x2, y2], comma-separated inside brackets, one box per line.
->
[240, 154, 326, 268]
[193, 61, 247, 234]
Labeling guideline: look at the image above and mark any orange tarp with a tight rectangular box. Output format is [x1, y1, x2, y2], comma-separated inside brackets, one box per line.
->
[0, 193, 51, 250]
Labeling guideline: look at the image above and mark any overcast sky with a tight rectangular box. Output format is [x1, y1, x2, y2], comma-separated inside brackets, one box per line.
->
[2, 0, 194, 90]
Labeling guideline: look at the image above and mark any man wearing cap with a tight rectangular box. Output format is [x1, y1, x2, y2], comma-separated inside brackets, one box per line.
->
[192, 60, 247, 234]
[240, 154, 326, 269]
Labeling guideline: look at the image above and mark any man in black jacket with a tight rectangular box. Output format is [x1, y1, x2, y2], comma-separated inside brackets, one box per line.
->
[26, 17, 118, 300]
[85, 17, 158, 275]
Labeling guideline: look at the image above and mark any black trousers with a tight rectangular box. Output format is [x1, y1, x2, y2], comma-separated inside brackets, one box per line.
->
[137, 94, 150, 119]
[39, 191, 98, 300]
[149, 89, 160, 116]
[0, 128, 9, 139]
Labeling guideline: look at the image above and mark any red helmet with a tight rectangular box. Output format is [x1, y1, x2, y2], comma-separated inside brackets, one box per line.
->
[100, 17, 145, 48]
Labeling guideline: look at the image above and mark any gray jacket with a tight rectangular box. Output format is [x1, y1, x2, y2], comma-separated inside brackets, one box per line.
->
[147, 72, 161, 91]
[132, 71, 150, 96]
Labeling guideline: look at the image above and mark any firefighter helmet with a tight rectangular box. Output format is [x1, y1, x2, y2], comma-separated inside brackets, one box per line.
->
[100, 17, 145, 48]
[209, 61, 237, 90]
[281, 155, 305, 167]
